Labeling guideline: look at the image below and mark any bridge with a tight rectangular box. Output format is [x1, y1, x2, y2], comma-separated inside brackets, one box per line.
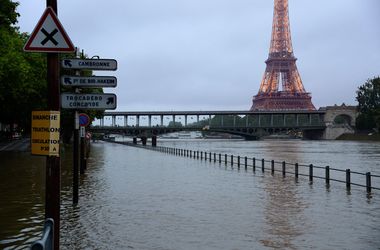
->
[90, 105, 357, 143]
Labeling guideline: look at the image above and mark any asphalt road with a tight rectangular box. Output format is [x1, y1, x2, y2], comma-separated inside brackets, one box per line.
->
[0, 138, 30, 152]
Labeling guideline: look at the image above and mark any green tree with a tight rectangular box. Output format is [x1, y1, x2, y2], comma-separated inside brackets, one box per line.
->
[0, 0, 19, 29]
[0, 1, 47, 133]
[356, 77, 380, 131]
[0, 1, 104, 139]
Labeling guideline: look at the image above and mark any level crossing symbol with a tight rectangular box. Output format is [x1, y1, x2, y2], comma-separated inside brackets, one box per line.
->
[24, 7, 74, 53]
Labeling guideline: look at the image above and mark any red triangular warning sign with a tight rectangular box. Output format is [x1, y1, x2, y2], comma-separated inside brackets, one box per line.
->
[24, 7, 75, 53]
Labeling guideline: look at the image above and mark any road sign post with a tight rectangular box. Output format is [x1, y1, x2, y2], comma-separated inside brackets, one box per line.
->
[72, 110, 80, 204]
[80, 126, 86, 174]
[79, 114, 89, 175]
[24, 1, 76, 249]
[60, 55, 118, 207]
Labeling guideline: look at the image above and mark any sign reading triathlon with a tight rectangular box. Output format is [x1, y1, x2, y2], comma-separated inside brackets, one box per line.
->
[61, 93, 117, 110]
[61, 59, 117, 71]
[23, 7, 74, 53]
[61, 75, 117, 88]
[31, 111, 60, 156]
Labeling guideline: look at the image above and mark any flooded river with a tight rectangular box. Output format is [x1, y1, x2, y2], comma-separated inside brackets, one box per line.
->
[0, 139, 379, 249]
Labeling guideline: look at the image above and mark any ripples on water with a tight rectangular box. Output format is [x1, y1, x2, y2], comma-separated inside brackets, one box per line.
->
[0, 152, 45, 249]
[1, 140, 380, 249]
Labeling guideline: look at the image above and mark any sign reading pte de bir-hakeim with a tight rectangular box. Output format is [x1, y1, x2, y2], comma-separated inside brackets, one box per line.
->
[31, 111, 60, 156]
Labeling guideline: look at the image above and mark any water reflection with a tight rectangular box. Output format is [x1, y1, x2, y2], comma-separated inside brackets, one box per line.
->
[260, 177, 308, 249]
[1, 140, 380, 249]
[0, 152, 45, 249]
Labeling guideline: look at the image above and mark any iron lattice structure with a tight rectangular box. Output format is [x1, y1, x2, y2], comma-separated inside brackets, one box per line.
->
[250, 0, 315, 111]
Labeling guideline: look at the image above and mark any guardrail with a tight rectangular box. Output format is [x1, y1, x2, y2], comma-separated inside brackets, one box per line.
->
[30, 218, 54, 250]
[108, 140, 379, 194]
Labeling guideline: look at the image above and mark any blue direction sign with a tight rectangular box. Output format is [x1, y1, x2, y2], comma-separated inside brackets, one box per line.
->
[61, 58, 117, 70]
[61, 93, 117, 110]
[61, 75, 117, 88]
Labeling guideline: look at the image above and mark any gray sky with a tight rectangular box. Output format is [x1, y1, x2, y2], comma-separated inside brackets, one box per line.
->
[17, 0, 380, 111]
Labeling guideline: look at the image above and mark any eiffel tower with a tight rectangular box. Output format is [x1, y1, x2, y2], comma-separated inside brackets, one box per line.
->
[250, 0, 315, 111]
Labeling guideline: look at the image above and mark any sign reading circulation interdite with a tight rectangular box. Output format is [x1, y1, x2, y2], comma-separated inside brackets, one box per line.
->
[31, 111, 60, 156]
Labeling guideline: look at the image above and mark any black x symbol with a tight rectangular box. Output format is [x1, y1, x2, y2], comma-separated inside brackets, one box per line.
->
[40, 28, 59, 45]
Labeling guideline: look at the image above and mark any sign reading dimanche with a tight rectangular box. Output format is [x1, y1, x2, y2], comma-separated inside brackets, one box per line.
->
[31, 111, 60, 156]
[61, 58, 117, 70]
[61, 93, 117, 110]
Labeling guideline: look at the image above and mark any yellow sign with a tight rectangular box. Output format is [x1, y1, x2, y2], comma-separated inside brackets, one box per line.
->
[31, 111, 60, 156]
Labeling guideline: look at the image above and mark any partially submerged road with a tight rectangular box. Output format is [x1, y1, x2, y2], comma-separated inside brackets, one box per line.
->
[0, 138, 30, 152]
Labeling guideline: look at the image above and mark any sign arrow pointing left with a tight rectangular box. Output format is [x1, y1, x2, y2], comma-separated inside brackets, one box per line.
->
[63, 59, 72, 67]
[64, 77, 72, 84]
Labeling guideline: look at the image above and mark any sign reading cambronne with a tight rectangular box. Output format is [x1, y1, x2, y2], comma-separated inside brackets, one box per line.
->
[61, 59, 117, 71]
[31, 111, 60, 156]
[61, 75, 117, 88]
[61, 93, 117, 110]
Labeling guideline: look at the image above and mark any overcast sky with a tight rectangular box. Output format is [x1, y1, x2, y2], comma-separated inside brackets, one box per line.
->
[17, 0, 380, 111]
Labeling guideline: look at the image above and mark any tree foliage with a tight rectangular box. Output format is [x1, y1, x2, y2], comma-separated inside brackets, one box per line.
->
[0, 1, 104, 139]
[356, 77, 380, 131]
[0, 0, 19, 29]
[0, 1, 47, 132]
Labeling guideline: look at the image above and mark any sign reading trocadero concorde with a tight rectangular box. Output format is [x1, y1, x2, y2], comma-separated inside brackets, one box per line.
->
[61, 93, 117, 110]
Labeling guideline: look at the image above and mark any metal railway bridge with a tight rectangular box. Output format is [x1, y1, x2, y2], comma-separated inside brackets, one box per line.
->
[90, 110, 327, 141]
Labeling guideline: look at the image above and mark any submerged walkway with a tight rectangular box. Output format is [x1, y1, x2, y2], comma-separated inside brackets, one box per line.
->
[0, 138, 30, 152]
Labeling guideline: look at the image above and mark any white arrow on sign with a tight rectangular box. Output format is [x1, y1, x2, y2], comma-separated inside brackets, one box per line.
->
[24, 7, 74, 53]
[61, 76, 117, 88]
[61, 93, 117, 110]
[61, 59, 117, 71]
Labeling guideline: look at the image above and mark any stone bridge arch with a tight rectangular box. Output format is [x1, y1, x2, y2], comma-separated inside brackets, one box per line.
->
[322, 104, 358, 127]
[320, 104, 358, 139]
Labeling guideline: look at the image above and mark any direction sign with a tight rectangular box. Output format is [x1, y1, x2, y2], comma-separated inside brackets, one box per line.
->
[61, 59, 117, 71]
[61, 93, 117, 110]
[24, 7, 74, 53]
[61, 75, 117, 88]
[31, 111, 60, 156]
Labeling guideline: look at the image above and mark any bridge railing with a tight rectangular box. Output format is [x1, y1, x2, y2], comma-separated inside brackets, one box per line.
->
[108, 140, 379, 194]
[94, 112, 326, 130]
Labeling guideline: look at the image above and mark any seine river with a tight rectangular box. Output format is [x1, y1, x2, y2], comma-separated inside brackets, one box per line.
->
[0, 139, 379, 249]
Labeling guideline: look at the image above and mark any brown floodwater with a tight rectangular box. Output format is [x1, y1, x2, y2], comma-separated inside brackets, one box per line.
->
[0, 139, 379, 249]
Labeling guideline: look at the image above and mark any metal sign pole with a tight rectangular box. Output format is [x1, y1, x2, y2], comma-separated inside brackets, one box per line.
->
[73, 48, 80, 204]
[73, 110, 79, 204]
[80, 126, 86, 175]
[45, 1, 60, 249]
